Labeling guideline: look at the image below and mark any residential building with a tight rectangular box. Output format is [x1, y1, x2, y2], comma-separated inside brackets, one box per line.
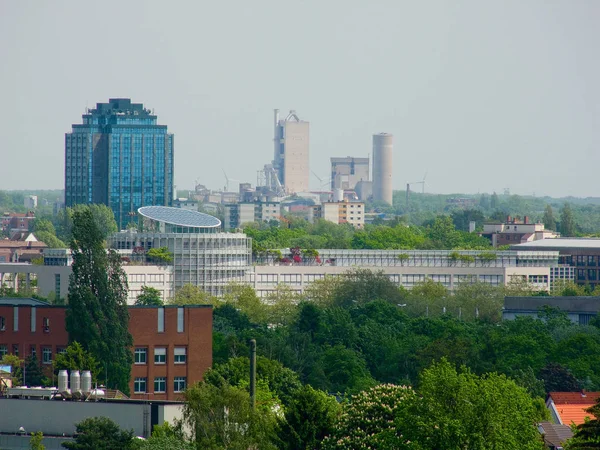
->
[273, 109, 309, 194]
[546, 392, 600, 426]
[173, 198, 199, 211]
[311, 202, 365, 228]
[1, 212, 35, 236]
[503, 296, 600, 325]
[65, 98, 174, 229]
[109, 206, 252, 296]
[23, 196, 37, 209]
[537, 422, 573, 449]
[482, 216, 560, 247]
[372, 133, 393, 205]
[512, 238, 600, 287]
[251, 249, 569, 297]
[331, 157, 369, 190]
[0, 298, 213, 402]
[0, 234, 46, 263]
[223, 202, 281, 231]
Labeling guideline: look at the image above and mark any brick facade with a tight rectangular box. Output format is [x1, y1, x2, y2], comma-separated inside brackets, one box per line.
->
[0, 304, 212, 400]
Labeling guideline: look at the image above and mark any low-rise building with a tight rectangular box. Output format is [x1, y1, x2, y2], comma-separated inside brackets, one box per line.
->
[546, 392, 600, 426]
[0, 299, 212, 401]
[311, 202, 364, 228]
[1, 211, 35, 236]
[503, 296, 600, 325]
[0, 234, 47, 263]
[482, 216, 559, 247]
[223, 202, 281, 230]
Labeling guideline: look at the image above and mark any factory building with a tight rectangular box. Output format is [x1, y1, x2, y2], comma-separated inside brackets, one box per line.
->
[372, 133, 393, 205]
[330, 157, 369, 190]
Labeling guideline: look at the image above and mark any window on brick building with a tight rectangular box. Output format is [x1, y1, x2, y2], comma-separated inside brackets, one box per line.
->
[174, 347, 186, 364]
[12, 344, 19, 356]
[177, 308, 184, 333]
[134, 348, 147, 364]
[154, 377, 166, 393]
[174, 377, 187, 393]
[30, 345, 36, 358]
[154, 347, 166, 364]
[0, 316, 5, 331]
[134, 377, 147, 393]
[0, 345, 7, 358]
[42, 347, 52, 364]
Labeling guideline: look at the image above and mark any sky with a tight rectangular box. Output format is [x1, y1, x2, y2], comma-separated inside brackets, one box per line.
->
[0, 0, 598, 197]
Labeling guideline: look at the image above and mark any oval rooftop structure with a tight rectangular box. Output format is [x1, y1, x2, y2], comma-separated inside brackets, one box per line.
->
[138, 206, 221, 228]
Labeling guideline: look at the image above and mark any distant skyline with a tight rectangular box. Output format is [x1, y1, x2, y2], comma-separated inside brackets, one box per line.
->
[0, 1, 598, 197]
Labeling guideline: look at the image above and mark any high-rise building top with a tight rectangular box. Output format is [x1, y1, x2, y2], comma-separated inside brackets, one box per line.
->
[372, 133, 393, 205]
[65, 98, 174, 229]
[330, 156, 370, 190]
[273, 109, 309, 194]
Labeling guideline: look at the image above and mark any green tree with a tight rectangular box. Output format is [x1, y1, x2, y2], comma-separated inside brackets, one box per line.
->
[135, 286, 163, 306]
[560, 203, 576, 236]
[170, 284, 218, 306]
[146, 247, 173, 264]
[65, 207, 133, 393]
[277, 385, 340, 450]
[62, 417, 135, 450]
[542, 204, 557, 231]
[30, 431, 45, 450]
[53, 342, 100, 381]
[23, 355, 45, 386]
[183, 381, 277, 450]
[322, 384, 418, 450]
[1, 354, 24, 385]
[35, 231, 66, 248]
[133, 436, 194, 450]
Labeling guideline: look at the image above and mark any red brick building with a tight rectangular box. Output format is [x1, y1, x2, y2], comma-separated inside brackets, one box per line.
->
[0, 299, 212, 400]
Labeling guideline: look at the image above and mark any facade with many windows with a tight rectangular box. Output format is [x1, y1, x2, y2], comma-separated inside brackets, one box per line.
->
[0, 299, 212, 400]
[65, 98, 174, 229]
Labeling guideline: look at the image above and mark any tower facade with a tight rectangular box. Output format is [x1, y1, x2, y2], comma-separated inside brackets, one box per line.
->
[372, 133, 393, 204]
[330, 156, 370, 190]
[273, 109, 309, 194]
[65, 98, 174, 229]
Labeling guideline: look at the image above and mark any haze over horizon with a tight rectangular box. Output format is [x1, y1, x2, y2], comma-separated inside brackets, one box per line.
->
[1, 1, 598, 198]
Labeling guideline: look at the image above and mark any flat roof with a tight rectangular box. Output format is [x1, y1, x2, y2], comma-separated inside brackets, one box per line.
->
[504, 296, 600, 313]
[0, 298, 51, 306]
[138, 206, 221, 228]
[512, 238, 600, 249]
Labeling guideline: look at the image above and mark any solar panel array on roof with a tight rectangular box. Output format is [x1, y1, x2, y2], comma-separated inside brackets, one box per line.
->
[138, 206, 221, 228]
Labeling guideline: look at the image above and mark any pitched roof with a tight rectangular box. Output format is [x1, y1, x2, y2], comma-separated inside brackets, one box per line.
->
[555, 404, 595, 426]
[538, 422, 573, 447]
[550, 392, 600, 404]
[548, 392, 600, 426]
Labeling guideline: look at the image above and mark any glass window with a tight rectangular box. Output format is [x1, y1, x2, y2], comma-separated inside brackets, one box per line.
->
[177, 308, 184, 333]
[0, 345, 7, 358]
[134, 348, 147, 364]
[0, 316, 5, 331]
[174, 347, 186, 364]
[154, 377, 166, 393]
[154, 347, 166, 364]
[42, 347, 52, 364]
[174, 377, 187, 393]
[12, 344, 19, 356]
[158, 308, 165, 332]
[134, 377, 147, 393]
[13, 307, 18, 331]
[588, 256, 597, 266]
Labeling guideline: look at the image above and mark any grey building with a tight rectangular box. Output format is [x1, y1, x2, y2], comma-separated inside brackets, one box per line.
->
[273, 109, 309, 194]
[503, 296, 600, 325]
[330, 157, 370, 190]
[372, 133, 393, 205]
[65, 98, 174, 229]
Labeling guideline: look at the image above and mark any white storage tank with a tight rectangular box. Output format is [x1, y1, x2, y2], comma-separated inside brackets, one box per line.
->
[70, 370, 81, 392]
[333, 189, 344, 203]
[81, 371, 92, 394]
[58, 370, 69, 392]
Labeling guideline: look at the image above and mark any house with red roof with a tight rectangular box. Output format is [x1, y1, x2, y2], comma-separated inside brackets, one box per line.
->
[546, 391, 600, 426]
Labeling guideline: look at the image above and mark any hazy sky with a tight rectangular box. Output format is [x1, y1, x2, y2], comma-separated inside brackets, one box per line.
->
[1, 1, 598, 197]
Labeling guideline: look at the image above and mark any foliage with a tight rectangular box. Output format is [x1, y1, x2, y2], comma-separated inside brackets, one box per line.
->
[30, 431, 45, 450]
[53, 342, 100, 381]
[65, 207, 133, 393]
[322, 384, 417, 450]
[23, 355, 45, 386]
[54, 204, 118, 243]
[135, 286, 163, 306]
[560, 203, 577, 237]
[170, 284, 218, 306]
[0, 354, 24, 385]
[277, 385, 341, 450]
[539, 362, 581, 393]
[62, 417, 135, 450]
[146, 247, 173, 264]
[183, 381, 277, 450]
[543, 204, 557, 231]
[132, 436, 194, 450]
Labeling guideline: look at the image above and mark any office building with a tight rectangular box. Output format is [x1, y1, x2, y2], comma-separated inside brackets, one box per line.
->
[482, 216, 559, 247]
[109, 206, 252, 296]
[65, 98, 174, 229]
[330, 157, 369, 190]
[273, 109, 309, 194]
[223, 202, 281, 231]
[503, 296, 600, 325]
[372, 133, 393, 204]
[0, 298, 212, 402]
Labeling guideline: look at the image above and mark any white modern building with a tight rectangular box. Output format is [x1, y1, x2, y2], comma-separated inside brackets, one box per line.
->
[273, 109, 310, 194]
[251, 249, 572, 298]
[109, 206, 252, 296]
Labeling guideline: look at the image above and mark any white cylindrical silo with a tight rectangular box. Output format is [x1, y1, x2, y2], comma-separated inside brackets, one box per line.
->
[81, 371, 92, 394]
[58, 370, 69, 392]
[70, 370, 81, 392]
[333, 189, 344, 202]
[372, 133, 393, 205]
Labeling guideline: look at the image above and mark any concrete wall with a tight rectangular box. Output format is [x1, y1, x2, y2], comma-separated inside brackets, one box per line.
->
[372, 133, 393, 205]
[282, 121, 310, 194]
[0, 435, 72, 450]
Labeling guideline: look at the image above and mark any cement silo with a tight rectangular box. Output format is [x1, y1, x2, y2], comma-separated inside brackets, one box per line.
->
[372, 133, 393, 204]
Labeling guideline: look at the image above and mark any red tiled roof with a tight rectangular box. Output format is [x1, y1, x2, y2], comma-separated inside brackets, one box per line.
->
[555, 404, 595, 426]
[549, 392, 600, 405]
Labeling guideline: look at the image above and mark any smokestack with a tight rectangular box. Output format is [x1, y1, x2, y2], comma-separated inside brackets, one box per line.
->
[372, 133, 393, 205]
[249, 339, 256, 410]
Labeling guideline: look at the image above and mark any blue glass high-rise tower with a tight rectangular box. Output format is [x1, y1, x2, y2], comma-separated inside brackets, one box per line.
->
[65, 98, 174, 229]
